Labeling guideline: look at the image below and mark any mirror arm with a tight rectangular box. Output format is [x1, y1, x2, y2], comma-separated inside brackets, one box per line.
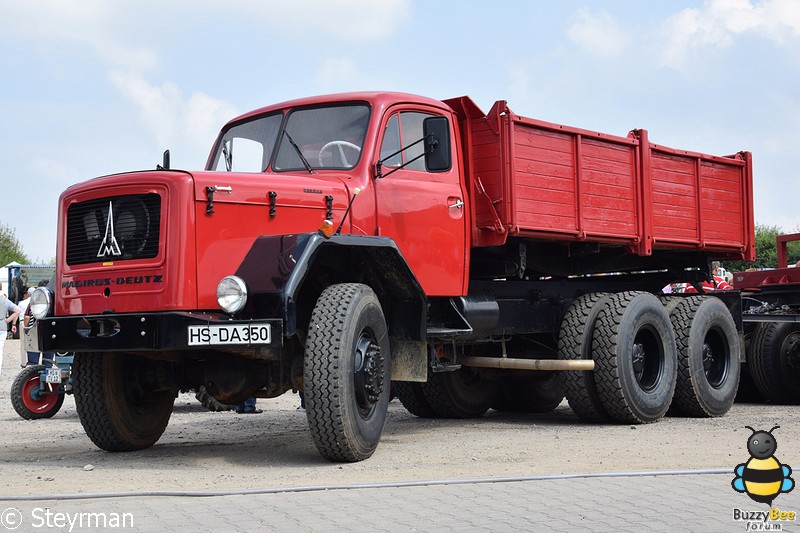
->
[375, 134, 432, 179]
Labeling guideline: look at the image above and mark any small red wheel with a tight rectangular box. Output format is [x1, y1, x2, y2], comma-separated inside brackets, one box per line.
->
[11, 365, 65, 419]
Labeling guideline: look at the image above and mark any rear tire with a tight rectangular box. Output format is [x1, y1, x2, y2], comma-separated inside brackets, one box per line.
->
[559, 292, 612, 422]
[72, 353, 175, 451]
[593, 292, 677, 423]
[11, 365, 65, 420]
[305, 283, 391, 462]
[668, 296, 740, 417]
[749, 322, 800, 404]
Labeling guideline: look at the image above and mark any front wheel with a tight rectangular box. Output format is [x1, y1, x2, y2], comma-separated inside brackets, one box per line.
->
[72, 353, 175, 451]
[304, 283, 391, 462]
[11, 365, 65, 419]
[493, 373, 564, 413]
[422, 366, 498, 418]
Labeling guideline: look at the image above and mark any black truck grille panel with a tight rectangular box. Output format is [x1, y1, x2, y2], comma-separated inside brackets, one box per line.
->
[66, 194, 161, 265]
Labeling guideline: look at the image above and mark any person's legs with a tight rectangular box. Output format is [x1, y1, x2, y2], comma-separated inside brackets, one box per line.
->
[0, 332, 5, 378]
[234, 397, 261, 414]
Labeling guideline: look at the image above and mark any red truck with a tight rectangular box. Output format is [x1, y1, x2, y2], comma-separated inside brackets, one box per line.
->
[28, 92, 754, 462]
[734, 233, 800, 404]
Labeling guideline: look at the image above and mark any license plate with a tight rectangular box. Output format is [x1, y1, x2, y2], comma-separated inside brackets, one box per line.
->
[187, 323, 272, 346]
[45, 367, 62, 383]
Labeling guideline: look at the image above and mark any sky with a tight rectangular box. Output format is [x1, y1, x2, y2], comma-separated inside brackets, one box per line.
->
[1, 0, 799, 263]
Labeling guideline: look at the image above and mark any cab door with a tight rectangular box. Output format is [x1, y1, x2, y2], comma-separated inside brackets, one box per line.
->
[373, 110, 468, 297]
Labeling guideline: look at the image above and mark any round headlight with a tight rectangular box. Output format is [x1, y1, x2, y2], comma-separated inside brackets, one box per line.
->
[216, 276, 248, 314]
[30, 288, 53, 319]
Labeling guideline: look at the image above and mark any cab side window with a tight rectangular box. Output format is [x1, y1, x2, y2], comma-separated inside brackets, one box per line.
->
[379, 111, 436, 172]
[379, 114, 402, 167]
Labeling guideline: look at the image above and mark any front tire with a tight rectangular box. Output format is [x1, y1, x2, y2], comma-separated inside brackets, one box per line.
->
[421, 366, 498, 418]
[305, 283, 391, 462]
[395, 381, 438, 418]
[493, 373, 564, 413]
[195, 385, 233, 412]
[72, 353, 175, 451]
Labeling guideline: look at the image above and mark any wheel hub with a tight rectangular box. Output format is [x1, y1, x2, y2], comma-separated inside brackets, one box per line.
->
[354, 333, 384, 415]
[631, 326, 663, 393]
[632, 343, 645, 378]
[781, 332, 800, 371]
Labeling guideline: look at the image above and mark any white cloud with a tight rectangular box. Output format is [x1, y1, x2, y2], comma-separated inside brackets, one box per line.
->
[30, 160, 79, 185]
[567, 8, 631, 58]
[659, 0, 800, 68]
[0, 1, 158, 71]
[108, 71, 238, 155]
[260, 0, 411, 41]
[315, 58, 361, 89]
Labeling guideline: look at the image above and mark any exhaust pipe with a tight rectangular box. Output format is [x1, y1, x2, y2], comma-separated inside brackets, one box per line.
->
[458, 355, 594, 371]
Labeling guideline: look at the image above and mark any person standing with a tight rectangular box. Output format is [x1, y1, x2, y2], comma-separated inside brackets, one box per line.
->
[18, 287, 40, 366]
[0, 283, 22, 378]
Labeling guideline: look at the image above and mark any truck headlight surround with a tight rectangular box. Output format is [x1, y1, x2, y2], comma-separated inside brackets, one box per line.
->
[216, 276, 248, 314]
[30, 287, 54, 319]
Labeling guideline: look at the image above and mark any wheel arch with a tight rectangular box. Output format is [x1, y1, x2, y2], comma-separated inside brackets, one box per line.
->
[236, 232, 427, 343]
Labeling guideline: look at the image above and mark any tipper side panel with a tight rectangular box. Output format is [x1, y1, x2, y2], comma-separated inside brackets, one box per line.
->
[649, 144, 753, 258]
[451, 97, 754, 260]
[505, 111, 642, 249]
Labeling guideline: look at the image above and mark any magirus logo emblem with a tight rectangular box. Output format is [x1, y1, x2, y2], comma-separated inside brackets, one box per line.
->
[97, 201, 122, 257]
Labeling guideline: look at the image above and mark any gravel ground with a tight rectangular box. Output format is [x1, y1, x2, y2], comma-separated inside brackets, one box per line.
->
[1, 339, 798, 497]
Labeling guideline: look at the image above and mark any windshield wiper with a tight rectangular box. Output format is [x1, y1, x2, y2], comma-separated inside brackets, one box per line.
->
[283, 130, 313, 173]
[221, 141, 232, 171]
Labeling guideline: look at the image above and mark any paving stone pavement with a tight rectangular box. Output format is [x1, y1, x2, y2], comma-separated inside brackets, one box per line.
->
[2, 471, 799, 532]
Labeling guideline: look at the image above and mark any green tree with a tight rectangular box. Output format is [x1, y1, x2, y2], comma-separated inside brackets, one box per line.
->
[725, 223, 800, 272]
[0, 223, 30, 266]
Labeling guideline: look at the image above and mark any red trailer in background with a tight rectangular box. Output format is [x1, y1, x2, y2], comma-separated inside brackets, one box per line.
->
[28, 92, 757, 462]
[734, 233, 800, 404]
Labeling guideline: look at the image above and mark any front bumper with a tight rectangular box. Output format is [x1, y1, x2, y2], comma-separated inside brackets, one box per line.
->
[29, 312, 283, 353]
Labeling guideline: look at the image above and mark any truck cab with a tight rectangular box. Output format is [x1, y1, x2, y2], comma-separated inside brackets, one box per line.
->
[30, 92, 466, 462]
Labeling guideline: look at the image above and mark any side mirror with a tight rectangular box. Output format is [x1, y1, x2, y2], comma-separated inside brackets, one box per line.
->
[423, 116, 451, 172]
[157, 149, 170, 170]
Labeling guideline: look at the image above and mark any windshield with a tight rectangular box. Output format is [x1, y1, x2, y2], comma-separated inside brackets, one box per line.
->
[273, 104, 370, 171]
[209, 104, 371, 173]
[210, 112, 282, 172]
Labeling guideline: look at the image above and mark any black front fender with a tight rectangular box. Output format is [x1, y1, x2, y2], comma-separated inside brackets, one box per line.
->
[235, 233, 427, 342]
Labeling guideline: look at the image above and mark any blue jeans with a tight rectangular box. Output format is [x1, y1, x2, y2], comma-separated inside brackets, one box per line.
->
[234, 397, 257, 413]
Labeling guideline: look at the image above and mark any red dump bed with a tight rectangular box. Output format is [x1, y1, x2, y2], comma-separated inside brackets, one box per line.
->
[445, 97, 755, 261]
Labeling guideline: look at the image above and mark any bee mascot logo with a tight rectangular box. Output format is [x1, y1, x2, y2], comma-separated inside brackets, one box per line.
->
[732, 426, 794, 505]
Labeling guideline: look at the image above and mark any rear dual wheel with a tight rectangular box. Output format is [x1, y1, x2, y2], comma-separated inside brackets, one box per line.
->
[592, 292, 677, 424]
[559, 292, 613, 422]
[667, 296, 740, 417]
